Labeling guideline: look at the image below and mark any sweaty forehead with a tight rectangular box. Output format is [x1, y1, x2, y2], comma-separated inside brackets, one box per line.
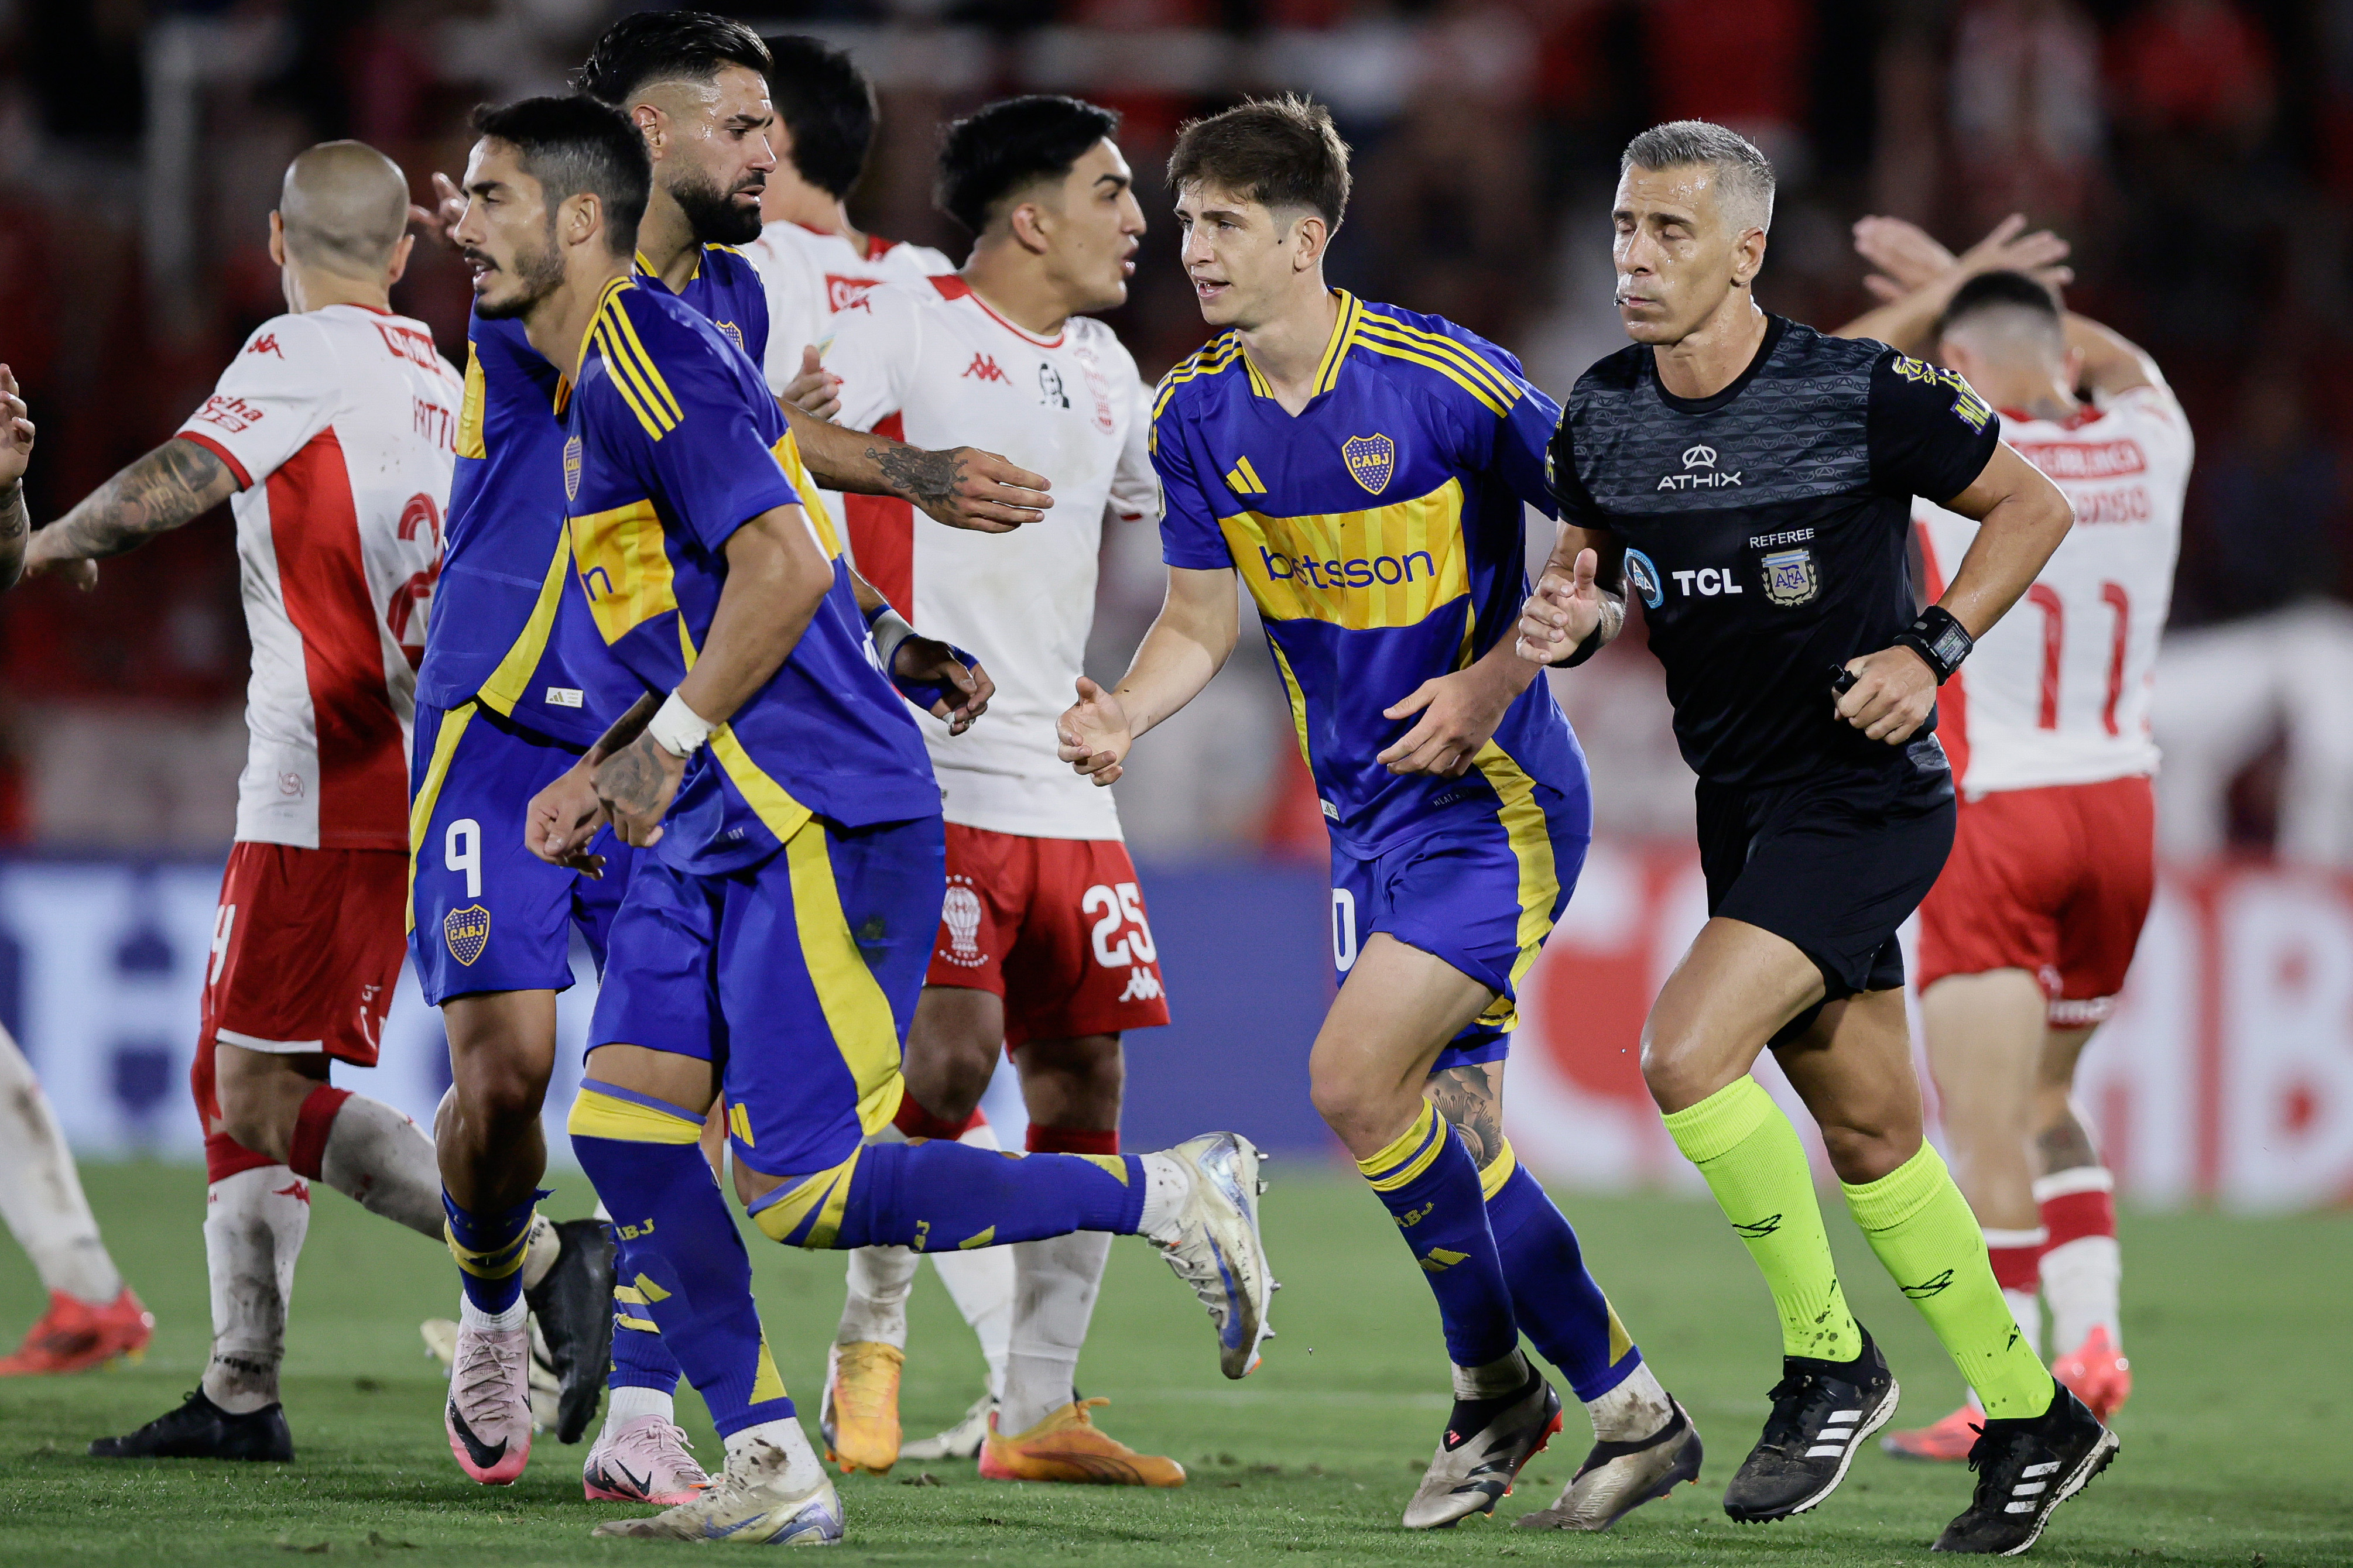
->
[1615, 165, 1719, 221]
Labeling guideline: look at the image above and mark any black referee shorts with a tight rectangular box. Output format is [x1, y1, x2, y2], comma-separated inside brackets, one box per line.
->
[1696, 739, 1957, 1002]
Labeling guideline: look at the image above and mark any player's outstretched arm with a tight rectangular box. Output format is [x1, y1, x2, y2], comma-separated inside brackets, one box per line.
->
[1514, 520, 1626, 669]
[0, 364, 33, 591]
[1834, 215, 2074, 354]
[1057, 565, 1239, 787]
[782, 402, 1052, 533]
[26, 435, 235, 581]
[1835, 442, 2074, 744]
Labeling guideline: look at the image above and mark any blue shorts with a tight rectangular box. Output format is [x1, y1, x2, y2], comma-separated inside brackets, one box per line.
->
[590, 814, 944, 1180]
[1328, 780, 1591, 1074]
[408, 699, 636, 1006]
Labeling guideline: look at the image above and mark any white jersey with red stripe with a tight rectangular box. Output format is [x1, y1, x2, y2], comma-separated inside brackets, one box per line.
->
[826, 275, 1159, 840]
[739, 219, 955, 390]
[174, 305, 458, 850]
[1915, 383, 2191, 796]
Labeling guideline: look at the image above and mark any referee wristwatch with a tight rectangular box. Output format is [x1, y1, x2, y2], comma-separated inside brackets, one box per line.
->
[1892, 605, 1974, 685]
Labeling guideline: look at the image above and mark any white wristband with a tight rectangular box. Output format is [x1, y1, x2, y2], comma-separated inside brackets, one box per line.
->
[869, 608, 917, 674]
[646, 690, 717, 759]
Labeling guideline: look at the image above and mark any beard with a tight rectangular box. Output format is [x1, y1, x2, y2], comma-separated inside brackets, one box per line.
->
[672, 169, 764, 246]
[470, 225, 565, 320]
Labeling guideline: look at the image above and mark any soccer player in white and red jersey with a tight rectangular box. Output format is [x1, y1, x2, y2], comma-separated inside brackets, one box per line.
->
[806, 95, 1176, 1487]
[23, 143, 457, 1463]
[1838, 227, 2188, 1460]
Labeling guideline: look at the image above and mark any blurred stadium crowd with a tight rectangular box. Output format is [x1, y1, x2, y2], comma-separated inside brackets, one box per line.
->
[0, 0, 2345, 860]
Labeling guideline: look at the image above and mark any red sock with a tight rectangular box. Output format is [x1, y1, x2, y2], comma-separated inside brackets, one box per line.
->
[1985, 1230, 2047, 1292]
[893, 1093, 983, 1142]
[1026, 1124, 1118, 1156]
[203, 1131, 279, 1185]
[2036, 1169, 2116, 1248]
[287, 1085, 353, 1181]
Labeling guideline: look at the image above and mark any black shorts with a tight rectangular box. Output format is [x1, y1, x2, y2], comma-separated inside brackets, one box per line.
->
[1696, 737, 1957, 1002]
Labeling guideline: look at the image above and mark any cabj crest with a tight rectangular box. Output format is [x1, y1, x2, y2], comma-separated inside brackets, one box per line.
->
[563, 436, 583, 503]
[444, 904, 491, 967]
[1342, 434, 1395, 496]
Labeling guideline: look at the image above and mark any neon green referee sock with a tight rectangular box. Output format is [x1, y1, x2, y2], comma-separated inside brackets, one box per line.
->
[1844, 1142, 2056, 1420]
[1662, 1076, 1861, 1363]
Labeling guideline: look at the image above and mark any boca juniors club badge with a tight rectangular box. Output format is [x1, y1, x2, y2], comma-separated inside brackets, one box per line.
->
[1342, 434, 1395, 496]
[1761, 547, 1818, 606]
[562, 436, 583, 503]
[444, 904, 491, 967]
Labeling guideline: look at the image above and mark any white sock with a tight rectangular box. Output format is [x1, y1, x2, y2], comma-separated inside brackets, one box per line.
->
[199, 1165, 310, 1413]
[1136, 1152, 1190, 1244]
[2040, 1236, 2122, 1352]
[0, 1026, 124, 1305]
[725, 1416, 825, 1491]
[925, 1119, 1015, 1400]
[1000, 1230, 1111, 1434]
[313, 1093, 444, 1241]
[1585, 1360, 1673, 1442]
[1451, 1348, 1531, 1401]
[839, 1246, 919, 1347]
[605, 1382, 676, 1432]
[460, 1293, 529, 1334]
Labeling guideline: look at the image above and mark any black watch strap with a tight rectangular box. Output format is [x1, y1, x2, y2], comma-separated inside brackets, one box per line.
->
[1893, 605, 1974, 685]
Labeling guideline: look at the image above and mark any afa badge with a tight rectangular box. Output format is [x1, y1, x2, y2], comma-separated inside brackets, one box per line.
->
[1342, 434, 1395, 496]
[562, 436, 583, 503]
[1762, 548, 1818, 606]
[444, 904, 491, 967]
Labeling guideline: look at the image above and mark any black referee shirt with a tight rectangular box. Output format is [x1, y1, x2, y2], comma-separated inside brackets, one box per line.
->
[1547, 314, 2000, 788]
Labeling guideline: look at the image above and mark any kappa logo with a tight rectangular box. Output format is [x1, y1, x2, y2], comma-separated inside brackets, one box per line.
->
[1118, 966, 1163, 1003]
[1342, 433, 1395, 496]
[1659, 443, 1742, 490]
[248, 333, 282, 358]
[562, 436, 583, 503]
[962, 352, 1009, 383]
[444, 904, 491, 966]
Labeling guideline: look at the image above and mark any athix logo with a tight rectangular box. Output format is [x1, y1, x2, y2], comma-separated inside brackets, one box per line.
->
[1658, 442, 1742, 490]
[962, 352, 1009, 383]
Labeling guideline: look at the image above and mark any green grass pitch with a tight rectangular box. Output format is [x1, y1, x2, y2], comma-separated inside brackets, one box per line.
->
[1, 1162, 2346, 1566]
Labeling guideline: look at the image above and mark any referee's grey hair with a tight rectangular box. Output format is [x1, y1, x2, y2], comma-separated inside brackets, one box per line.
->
[1621, 121, 1775, 235]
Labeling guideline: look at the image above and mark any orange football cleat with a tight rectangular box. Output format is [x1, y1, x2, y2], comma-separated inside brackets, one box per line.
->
[0, 1288, 153, 1375]
[821, 1340, 904, 1474]
[2051, 1326, 2131, 1419]
[979, 1398, 1186, 1487]
[1879, 1401, 1981, 1461]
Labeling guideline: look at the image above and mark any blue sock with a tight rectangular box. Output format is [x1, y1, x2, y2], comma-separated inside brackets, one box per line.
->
[607, 1221, 683, 1397]
[1356, 1101, 1519, 1370]
[442, 1189, 542, 1315]
[748, 1139, 1146, 1250]
[570, 1085, 793, 1439]
[1484, 1147, 1641, 1401]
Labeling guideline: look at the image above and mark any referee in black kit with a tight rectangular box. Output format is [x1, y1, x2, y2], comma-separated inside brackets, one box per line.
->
[1517, 121, 2113, 1556]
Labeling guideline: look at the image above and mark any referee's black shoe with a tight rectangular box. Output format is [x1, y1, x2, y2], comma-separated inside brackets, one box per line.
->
[1722, 1329, 1899, 1522]
[1932, 1382, 2117, 1555]
[90, 1387, 293, 1461]
[525, 1217, 615, 1444]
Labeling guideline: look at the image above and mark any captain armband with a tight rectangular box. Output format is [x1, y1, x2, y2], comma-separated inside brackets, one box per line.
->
[1892, 605, 1974, 685]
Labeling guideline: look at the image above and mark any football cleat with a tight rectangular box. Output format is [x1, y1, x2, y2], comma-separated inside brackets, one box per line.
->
[446, 1315, 534, 1485]
[978, 1398, 1186, 1487]
[525, 1218, 617, 1444]
[1723, 1329, 1899, 1522]
[1516, 1395, 1703, 1531]
[899, 1392, 994, 1463]
[2050, 1326, 2131, 1421]
[1932, 1382, 2117, 1554]
[1884, 1402, 1984, 1463]
[0, 1287, 153, 1376]
[585, 1414, 713, 1505]
[420, 1316, 561, 1432]
[89, 1387, 292, 1461]
[1150, 1132, 1273, 1380]
[820, 1340, 903, 1475]
[591, 1432, 844, 1543]
[1403, 1368, 1564, 1529]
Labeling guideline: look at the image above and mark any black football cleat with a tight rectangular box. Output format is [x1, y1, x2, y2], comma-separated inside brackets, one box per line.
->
[1403, 1367, 1565, 1529]
[1723, 1329, 1899, 1522]
[1932, 1382, 2117, 1555]
[90, 1388, 292, 1461]
[525, 1217, 616, 1444]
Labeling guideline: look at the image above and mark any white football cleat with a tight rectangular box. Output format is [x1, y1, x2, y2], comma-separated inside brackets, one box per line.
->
[591, 1432, 843, 1543]
[898, 1392, 995, 1463]
[445, 1315, 534, 1485]
[1404, 1370, 1564, 1529]
[1150, 1132, 1274, 1379]
[584, 1415, 712, 1506]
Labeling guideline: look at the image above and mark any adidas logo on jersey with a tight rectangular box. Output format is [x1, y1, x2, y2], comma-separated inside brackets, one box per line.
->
[1225, 455, 1269, 496]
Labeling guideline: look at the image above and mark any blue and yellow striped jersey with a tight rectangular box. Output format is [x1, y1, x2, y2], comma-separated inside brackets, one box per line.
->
[561, 277, 936, 874]
[1154, 291, 1584, 855]
[415, 245, 773, 748]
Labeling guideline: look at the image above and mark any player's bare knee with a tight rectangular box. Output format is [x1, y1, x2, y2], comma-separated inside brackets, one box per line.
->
[1818, 1120, 1922, 1186]
[1639, 1027, 1723, 1113]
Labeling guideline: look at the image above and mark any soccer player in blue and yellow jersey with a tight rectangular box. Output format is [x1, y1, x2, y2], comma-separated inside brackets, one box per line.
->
[409, 13, 1057, 1494]
[451, 94, 1274, 1546]
[1056, 97, 1698, 1532]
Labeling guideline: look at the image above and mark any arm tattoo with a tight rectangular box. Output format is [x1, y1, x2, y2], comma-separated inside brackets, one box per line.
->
[53, 438, 235, 560]
[1426, 1064, 1507, 1171]
[585, 692, 663, 767]
[596, 733, 671, 819]
[0, 483, 28, 589]
[866, 442, 963, 512]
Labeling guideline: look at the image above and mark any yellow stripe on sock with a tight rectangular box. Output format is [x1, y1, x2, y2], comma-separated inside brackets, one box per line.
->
[615, 1313, 659, 1332]
[613, 1285, 649, 1305]
[445, 1220, 535, 1281]
[1077, 1154, 1129, 1183]
[566, 1087, 706, 1146]
[1476, 1137, 1519, 1201]
[958, 1226, 996, 1250]
[749, 1332, 789, 1405]
[1358, 1100, 1447, 1192]
[748, 1149, 863, 1250]
[1659, 1076, 1777, 1166]
[1604, 1298, 1634, 1364]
